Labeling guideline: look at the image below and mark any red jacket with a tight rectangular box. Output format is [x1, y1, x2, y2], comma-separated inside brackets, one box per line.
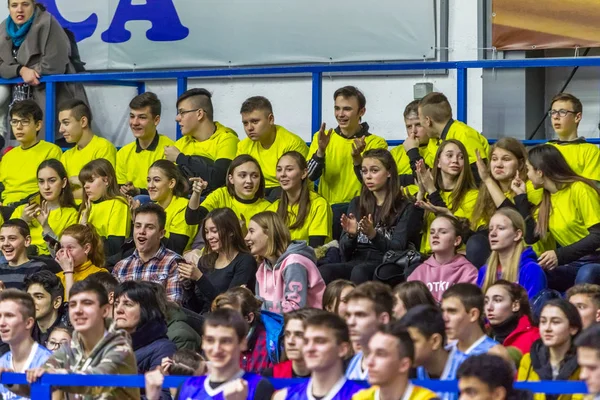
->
[503, 314, 540, 355]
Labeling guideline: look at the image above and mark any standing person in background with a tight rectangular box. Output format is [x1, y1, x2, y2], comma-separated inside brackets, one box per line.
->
[237, 96, 308, 200]
[118, 92, 175, 198]
[566, 284, 600, 329]
[58, 99, 116, 200]
[167, 88, 239, 193]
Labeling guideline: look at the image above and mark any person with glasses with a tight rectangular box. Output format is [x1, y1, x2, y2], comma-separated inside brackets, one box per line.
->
[0, 100, 62, 219]
[45, 325, 72, 352]
[166, 88, 238, 195]
[547, 93, 600, 181]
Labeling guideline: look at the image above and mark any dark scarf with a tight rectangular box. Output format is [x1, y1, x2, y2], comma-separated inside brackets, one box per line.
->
[6, 10, 36, 47]
[130, 319, 169, 351]
[490, 313, 520, 344]
[529, 339, 579, 400]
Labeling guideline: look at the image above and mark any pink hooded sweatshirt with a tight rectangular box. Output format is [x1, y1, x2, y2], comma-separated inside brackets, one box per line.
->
[255, 241, 325, 314]
[407, 254, 478, 302]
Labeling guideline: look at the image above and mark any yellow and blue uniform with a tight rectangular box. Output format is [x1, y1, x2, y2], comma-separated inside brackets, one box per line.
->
[116, 133, 175, 189]
[61, 135, 117, 179]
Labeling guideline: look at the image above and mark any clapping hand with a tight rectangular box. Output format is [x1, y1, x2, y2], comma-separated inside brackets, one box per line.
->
[358, 214, 376, 240]
[475, 149, 491, 182]
[340, 213, 358, 236]
[316, 123, 333, 157]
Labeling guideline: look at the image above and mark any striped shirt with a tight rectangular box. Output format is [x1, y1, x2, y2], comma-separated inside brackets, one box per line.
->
[112, 245, 189, 304]
[0, 259, 48, 290]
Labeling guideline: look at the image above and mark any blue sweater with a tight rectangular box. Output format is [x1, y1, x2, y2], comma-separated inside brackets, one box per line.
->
[477, 247, 547, 299]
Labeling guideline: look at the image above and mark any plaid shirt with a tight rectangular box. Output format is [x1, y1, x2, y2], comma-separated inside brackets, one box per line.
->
[112, 245, 189, 304]
[240, 320, 273, 374]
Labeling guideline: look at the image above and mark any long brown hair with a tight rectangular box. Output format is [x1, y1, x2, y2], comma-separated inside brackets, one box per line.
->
[199, 208, 249, 271]
[61, 223, 105, 268]
[322, 279, 356, 314]
[359, 149, 405, 227]
[149, 159, 188, 198]
[432, 139, 477, 213]
[471, 138, 527, 228]
[78, 159, 126, 214]
[249, 211, 291, 261]
[487, 279, 533, 324]
[481, 208, 525, 294]
[37, 159, 77, 209]
[276, 151, 311, 230]
[226, 155, 265, 200]
[528, 145, 600, 237]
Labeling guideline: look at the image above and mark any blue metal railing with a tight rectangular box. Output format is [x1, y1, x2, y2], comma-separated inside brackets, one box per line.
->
[2, 56, 600, 144]
[0, 372, 589, 399]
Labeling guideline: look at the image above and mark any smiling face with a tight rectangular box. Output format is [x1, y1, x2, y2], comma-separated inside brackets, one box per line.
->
[0, 226, 29, 263]
[276, 155, 306, 192]
[361, 157, 390, 192]
[0, 300, 34, 344]
[147, 167, 175, 203]
[490, 147, 519, 182]
[488, 214, 521, 252]
[203, 217, 222, 252]
[539, 305, 578, 348]
[58, 110, 84, 144]
[133, 212, 164, 255]
[437, 142, 465, 177]
[38, 166, 67, 202]
[245, 220, 269, 257]
[130, 106, 160, 140]
[68, 291, 109, 334]
[202, 324, 245, 370]
[114, 294, 141, 333]
[334, 95, 364, 133]
[175, 98, 201, 136]
[8, 0, 34, 26]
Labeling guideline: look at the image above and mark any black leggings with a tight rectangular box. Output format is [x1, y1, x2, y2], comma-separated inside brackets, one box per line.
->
[318, 259, 380, 285]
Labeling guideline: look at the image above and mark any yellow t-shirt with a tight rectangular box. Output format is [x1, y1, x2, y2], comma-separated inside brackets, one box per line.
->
[548, 140, 600, 181]
[268, 191, 332, 243]
[201, 187, 271, 227]
[237, 125, 309, 188]
[60, 135, 117, 179]
[11, 204, 79, 256]
[421, 188, 479, 254]
[83, 198, 131, 239]
[175, 121, 238, 161]
[427, 120, 490, 166]
[164, 196, 199, 252]
[116, 134, 175, 188]
[307, 130, 387, 204]
[57, 260, 108, 297]
[353, 384, 438, 400]
[0, 141, 62, 204]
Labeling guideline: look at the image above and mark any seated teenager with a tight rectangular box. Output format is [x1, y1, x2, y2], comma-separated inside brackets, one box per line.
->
[407, 215, 477, 302]
[178, 207, 256, 314]
[12, 159, 78, 257]
[458, 354, 527, 400]
[167, 88, 238, 193]
[246, 211, 325, 314]
[575, 324, 600, 400]
[484, 280, 540, 357]
[118, 92, 175, 197]
[84, 271, 118, 316]
[0, 219, 48, 289]
[24, 280, 139, 399]
[270, 151, 332, 247]
[24, 270, 69, 347]
[478, 208, 547, 300]
[392, 281, 437, 319]
[145, 349, 207, 400]
[273, 311, 364, 400]
[323, 279, 356, 317]
[415, 139, 478, 256]
[566, 283, 600, 329]
[176, 308, 274, 400]
[319, 149, 423, 284]
[237, 96, 308, 200]
[547, 93, 600, 181]
[521, 144, 600, 290]
[78, 159, 131, 260]
[185, 154, 271, 228]
[517, 299, 582, 400]
[0, 100, 62, 214]
[145, 160, 198, 254]
[45, 325, 72, 353]
[58, 99, 117, 200]
[211, 286, 278, 374]
[55, 223, 107, 299]
[112, 203, 188, 305]
[0, 289, 52, 400]
[353, 322, 438, 400]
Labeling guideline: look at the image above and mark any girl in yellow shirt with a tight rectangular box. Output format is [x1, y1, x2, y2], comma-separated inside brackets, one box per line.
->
[147, 160, 198, 254]
[271, 151, 332, 248]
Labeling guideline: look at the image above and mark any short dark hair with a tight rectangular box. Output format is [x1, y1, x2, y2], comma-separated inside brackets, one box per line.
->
[442, 283, 484, 316]
[551, 93, 582, 114]
[204, 308, 249, 342]
[240, 96, 273, 115]
[10, 99, 43, 123]
[377, 321, 415, 361]
[304, 310, 350, 345]
[24, 270, 64, 301]
[284, 308, 323, 327]
[1, 218, 30, 238]
[567, 284, 600, 308]
[129, 92, 162, 117]
[398, 304, 446, 346]
[345, 281, 394, 317]
[575, 323, 600, 353]
[114, 281, 165, 327]
[0, 288, 36, 320]
[69, 280, 109, 306]
[85, 271, 119, 295]
[419, 92, 452, 123]
[58, 99, 92, 125]
[176, 88, 213, 120]
[403, 100, 420, 119]
[134, 202, 167, 231]
[457, 354, 516, 396]
[334, 86, 366, 110]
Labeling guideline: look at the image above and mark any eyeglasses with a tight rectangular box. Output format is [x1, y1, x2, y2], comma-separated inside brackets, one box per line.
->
[548, 109, 577, 118]
[9, 118, 31, 127]
[176, 108, 201, 116]
[46, 340, 68, 351]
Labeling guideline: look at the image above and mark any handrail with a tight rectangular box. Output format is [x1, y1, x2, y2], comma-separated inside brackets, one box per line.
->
[0, 372, 589, 399]
[2, 56, 600, 144]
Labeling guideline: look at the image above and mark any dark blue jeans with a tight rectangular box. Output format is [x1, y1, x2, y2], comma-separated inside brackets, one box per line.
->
[546, 254, 600, 292]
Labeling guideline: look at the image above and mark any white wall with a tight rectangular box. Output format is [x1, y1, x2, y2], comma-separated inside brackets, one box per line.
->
[86, 0, 483, 147]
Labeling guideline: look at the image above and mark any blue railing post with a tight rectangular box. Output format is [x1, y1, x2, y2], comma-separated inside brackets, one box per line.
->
[137, 81, 146, 95]
[456, 66, 467, 123]
[176, 77, 188, 140]
[311, 72, 323, 135]
[30, 381, 52, 400]
[45, 81, 56, 143]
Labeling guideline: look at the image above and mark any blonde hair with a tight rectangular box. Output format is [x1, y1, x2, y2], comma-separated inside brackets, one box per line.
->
[249, 211, 291, 260]
[481, 208, 525, 294]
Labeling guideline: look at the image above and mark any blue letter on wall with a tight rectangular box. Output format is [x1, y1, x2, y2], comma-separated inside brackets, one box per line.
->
[102, 0, 189, 43]
[38, 0, 97, 42]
